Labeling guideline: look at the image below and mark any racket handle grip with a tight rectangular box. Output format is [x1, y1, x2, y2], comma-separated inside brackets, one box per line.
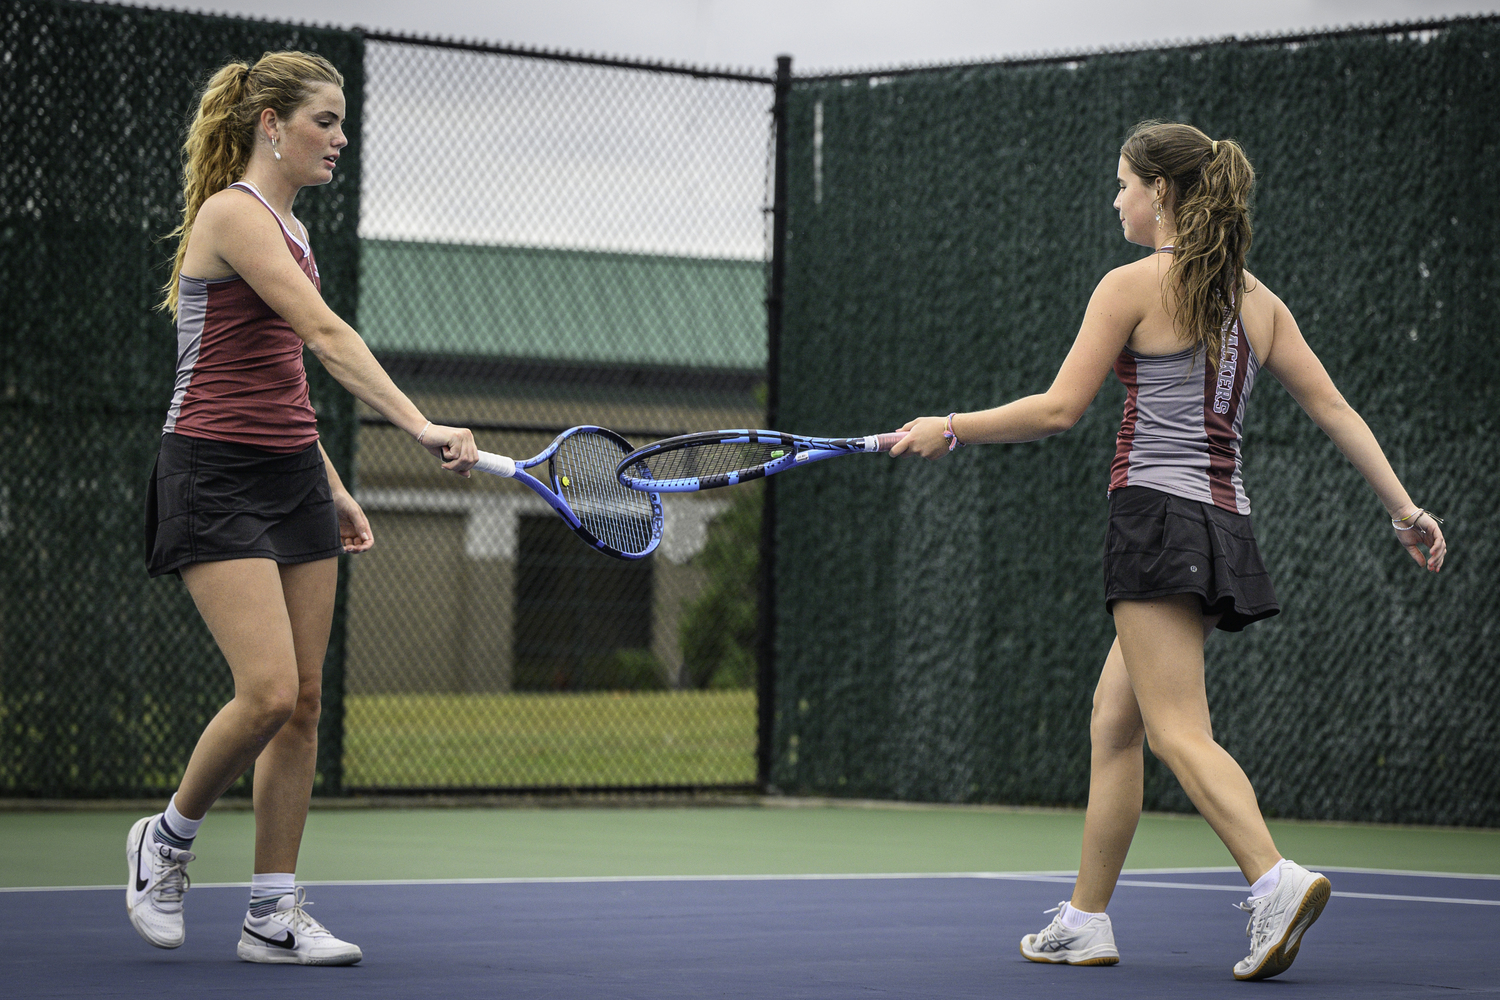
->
[474, 451, 516, 478]
[871, 431, 910, 452]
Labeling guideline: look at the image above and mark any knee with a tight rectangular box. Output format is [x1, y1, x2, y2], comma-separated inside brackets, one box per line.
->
[287, 683, 322, 735]
[1090, 698, 1144, 754]
[241, 684, 298, 737]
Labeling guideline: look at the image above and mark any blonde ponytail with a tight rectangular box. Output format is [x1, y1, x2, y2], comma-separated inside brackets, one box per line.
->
[1121, 121, 1255, 364]
[158, 51, 343, 316]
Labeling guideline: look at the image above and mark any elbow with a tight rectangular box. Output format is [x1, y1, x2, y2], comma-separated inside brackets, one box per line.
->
[1043, 397, 1083, 437]
[301, 322, 346, 360]
[1311, 393, 1356, 430]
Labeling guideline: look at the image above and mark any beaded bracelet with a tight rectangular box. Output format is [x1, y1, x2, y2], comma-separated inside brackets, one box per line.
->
[1391, 508, 1443, 531]
[943, 412, 965, 452]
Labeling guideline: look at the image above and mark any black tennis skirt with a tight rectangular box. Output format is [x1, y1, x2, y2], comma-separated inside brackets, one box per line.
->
[144, 432, 342, 578]
[1104, 485, 1279, 632]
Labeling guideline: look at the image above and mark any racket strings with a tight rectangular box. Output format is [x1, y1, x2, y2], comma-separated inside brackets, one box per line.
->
[554, 432, 656, 555]
[624, 440, 784, 484]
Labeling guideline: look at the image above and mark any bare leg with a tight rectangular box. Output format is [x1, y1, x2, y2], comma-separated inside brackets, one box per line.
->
[1070, 610, 1226, 910]
[173, 559, 302, 819]
[1113, 594, 1281, 884]
[1070, 638, 1144, 913]
[251, 559, 336, 874]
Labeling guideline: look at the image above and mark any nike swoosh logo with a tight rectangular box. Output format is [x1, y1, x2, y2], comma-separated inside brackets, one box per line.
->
[134, 824, 150, 892]
[244, 925, 297, 950]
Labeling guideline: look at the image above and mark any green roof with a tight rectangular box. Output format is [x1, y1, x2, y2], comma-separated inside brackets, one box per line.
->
[358, 239, 767, 370]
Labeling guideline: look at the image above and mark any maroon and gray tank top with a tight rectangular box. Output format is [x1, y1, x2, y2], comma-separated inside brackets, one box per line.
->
[162, 181, 321, 453]
[1109, 267, 1259, 514]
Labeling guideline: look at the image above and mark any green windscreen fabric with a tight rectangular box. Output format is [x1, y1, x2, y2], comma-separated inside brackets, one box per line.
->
[0, 0, 363, 796]
[771, 24, 1499, 825]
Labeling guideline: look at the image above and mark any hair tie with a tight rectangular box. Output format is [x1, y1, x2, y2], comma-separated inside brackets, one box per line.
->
[1211, 139, 1219, 155]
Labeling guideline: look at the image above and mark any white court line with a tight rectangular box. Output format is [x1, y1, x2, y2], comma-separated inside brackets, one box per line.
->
[1316, 865, 1500, 881]
[993, 873, 1500, 907]
[5, 867, 1500, 906]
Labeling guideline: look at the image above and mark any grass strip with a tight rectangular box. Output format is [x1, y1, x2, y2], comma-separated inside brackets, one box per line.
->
[343, 689, 757, 788]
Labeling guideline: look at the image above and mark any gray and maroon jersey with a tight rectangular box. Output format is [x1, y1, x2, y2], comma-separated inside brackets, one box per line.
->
[163, 181, 321, 454]
[1109, 317, 1259, 514]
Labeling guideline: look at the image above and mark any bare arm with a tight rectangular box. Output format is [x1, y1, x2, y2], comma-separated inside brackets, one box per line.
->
[192, 192, 476, 473]
[890, 264, 1145, 458]
[1261, 293, 1445, 572]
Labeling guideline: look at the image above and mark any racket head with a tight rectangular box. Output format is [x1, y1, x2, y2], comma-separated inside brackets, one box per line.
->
[616, 429, 908, 492]
[616, 429, 802, 492]
[547, 427, 663, 558]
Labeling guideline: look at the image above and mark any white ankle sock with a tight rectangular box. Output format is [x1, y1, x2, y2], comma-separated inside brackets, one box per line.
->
[249, 872, 296, 914]
[157, 795, 203, 846]
[1250, 859, 1285, 899]
[1060, 902, 1103, 929]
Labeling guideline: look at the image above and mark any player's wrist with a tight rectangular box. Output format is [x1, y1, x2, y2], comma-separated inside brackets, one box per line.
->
[943, 412, 966, 451]
[1390, 506, 1441, 531]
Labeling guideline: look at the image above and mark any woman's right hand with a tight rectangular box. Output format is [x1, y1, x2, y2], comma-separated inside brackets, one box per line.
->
[889, 416, 952, 460]
[420, 424, 479, 477]
[1393, 512, 1446, 573]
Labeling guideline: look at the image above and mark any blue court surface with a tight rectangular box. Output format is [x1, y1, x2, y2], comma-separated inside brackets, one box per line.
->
[3, 867, 1497, 998]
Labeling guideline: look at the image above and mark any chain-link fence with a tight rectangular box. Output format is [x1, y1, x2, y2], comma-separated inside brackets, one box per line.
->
[0, 0, 364, 799]
[339, 34, 776, 791]
[10, 0, 1494, 823]
[769, 18, 1500, 827]
[1, 0, 775, 798]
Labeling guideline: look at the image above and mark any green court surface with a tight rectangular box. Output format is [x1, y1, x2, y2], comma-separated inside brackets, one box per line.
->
[2, 799, 1497, 889]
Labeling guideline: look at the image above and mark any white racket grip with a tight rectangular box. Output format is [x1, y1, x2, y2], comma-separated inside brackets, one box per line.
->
[868, 431, 910, 452]
[474, 450, 517, 478]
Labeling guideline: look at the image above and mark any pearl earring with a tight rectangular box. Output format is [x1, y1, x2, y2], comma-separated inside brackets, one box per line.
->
[272, 137, 281, 161]
[1153, 201, 1162, 225]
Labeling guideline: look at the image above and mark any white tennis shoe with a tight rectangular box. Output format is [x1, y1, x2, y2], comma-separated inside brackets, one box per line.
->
[125, 814, 194, 949]
[1020, 902, 1120, 966]
[1233, 860, 1331, 981]
[237, 887, 363, 965]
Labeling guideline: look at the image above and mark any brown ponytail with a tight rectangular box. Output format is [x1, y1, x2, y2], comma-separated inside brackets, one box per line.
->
[1121, 120, 1255, 364]
[159, 51, 343, 316]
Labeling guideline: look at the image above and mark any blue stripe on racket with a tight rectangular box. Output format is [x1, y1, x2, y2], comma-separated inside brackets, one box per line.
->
[474, 426, 663, 559]
[615, 428, 909, 493]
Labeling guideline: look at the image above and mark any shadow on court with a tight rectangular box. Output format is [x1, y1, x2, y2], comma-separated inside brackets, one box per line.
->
[5, 871, 1496, 998]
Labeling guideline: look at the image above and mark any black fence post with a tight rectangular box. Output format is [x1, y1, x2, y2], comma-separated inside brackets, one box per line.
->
[758, 54, 792, 792]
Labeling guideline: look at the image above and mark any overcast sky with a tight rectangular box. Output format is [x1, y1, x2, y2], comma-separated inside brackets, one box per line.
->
[160, 1, 1497, 73]
[130, 0, 1497, 254]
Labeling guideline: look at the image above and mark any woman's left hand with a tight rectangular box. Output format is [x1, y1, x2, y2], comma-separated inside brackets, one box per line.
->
[888, 416, 952, 460]
[333, 490, 374, 553]
[1394, 511, 1446, 573]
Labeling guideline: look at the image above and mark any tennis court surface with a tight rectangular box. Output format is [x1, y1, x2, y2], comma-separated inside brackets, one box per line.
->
[3, 803, 1498, 998]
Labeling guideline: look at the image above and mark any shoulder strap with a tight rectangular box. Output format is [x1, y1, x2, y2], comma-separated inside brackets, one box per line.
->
[228, 181, 310, 255]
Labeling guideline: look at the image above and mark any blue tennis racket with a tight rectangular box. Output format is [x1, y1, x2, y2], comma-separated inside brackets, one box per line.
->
[615, 428, 909, 493]
[474, 426, 663, 559]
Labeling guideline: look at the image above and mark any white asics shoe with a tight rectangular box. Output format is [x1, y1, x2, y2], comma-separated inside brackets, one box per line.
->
[1020, 902, 1120, 966]
[1233, 860, 1331, 981]
[237, 887, 363, 966]
[125, 814, 194, 949]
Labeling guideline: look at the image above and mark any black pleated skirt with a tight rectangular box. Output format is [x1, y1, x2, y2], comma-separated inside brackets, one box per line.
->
[145, 432, 341, 578]
[1103, 485, 1280, 632]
